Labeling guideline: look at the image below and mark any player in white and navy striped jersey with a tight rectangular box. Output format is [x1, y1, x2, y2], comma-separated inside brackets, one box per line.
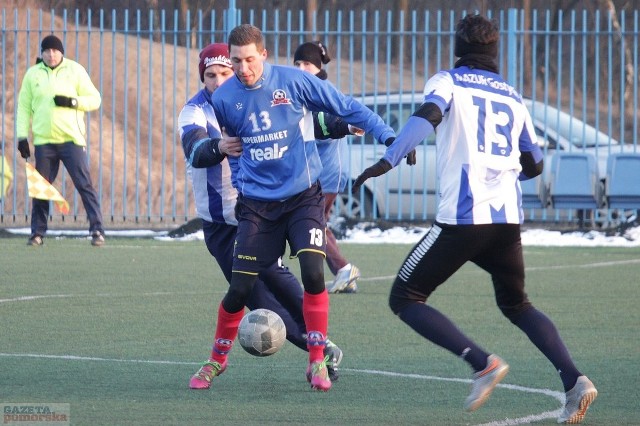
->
[352, 14, 597, 423]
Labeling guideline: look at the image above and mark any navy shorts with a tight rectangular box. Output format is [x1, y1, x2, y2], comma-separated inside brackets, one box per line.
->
[202, 220, 308, 349]
[389, 222, 530, 316]
[233, 183, 326, 274]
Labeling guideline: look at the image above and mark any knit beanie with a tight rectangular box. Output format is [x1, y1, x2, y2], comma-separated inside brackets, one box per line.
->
[294, 41, 331, 70]
[41, 35, 64, 55]
[294, 41, 331, 80]
[199, 43, 232, 82]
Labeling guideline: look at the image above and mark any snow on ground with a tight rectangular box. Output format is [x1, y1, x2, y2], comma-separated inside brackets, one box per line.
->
[5, 224, 640, 247]
[341, 223, 640, 247]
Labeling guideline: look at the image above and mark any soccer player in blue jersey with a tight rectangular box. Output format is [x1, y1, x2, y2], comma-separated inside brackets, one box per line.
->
[179, 43, 355, 389]
[352, 14, 597, 423]
[208, 24, 396, 392]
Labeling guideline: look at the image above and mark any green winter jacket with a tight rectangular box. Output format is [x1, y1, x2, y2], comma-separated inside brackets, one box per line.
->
[17, 57, 101, 147]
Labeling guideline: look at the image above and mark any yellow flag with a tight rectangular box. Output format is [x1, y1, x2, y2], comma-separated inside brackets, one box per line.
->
[25, 162, 70, 215]
[1, 155, 12, 198]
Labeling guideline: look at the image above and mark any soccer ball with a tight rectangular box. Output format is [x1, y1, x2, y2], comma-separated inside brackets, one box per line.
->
[237, 308, 286, 357]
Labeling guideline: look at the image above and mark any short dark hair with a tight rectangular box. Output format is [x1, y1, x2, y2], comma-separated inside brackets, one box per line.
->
[455, 14, 499, 46]
[454, 14, 499, 57]
[228, 24, 264, 51]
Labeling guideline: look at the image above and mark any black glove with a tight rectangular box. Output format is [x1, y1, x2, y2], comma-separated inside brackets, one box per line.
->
[17, 139, 30, 159]
[54, 95, 78, 109]
[352, 159, 393, 195]
[406, 149, 417, 166]
[384, 137, 395, 147]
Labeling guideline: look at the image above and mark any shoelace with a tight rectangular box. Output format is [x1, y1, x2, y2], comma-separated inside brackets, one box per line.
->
[311, 355, 330, 377]
[196, 361, 222, 381]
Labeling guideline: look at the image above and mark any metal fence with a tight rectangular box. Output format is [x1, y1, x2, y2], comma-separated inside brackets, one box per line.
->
[1, 6, 638, 229]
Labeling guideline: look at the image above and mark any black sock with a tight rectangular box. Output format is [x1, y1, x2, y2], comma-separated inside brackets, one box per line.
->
[399, 303, 490, 372]
[512, 307, 581, 391]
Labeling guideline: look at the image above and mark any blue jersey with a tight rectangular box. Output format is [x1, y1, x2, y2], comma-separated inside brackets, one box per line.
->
[178, 88, 238, 225]
[317, 138, 349, 194]
[384, 66, 539, 225]
[213, 63, 395, 201]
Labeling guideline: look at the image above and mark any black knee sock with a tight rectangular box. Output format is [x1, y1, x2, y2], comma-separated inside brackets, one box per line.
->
[512, 307, 581, 391]
[399, 303, 490, 372]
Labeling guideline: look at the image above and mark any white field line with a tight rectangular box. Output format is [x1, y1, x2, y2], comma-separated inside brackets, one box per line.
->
[0, 291, 211, 304]
[525, 258, 640, 271]
[345, 257, 640, 284]
[0, 352, 199, 365]
[0, 352, 563, 425]
[4, 261, 607, 424]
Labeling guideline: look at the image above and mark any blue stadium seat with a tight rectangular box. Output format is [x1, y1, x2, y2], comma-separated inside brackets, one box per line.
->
[605, 152, 640, 209]
[549, 152, 601, 209]
[520, 175, 547, 208]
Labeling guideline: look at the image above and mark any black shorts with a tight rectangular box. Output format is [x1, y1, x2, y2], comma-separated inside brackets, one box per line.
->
[232, 183, 326, 274]
[390, 222, 530, 314]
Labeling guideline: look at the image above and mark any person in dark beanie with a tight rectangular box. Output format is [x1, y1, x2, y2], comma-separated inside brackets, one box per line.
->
[293, 40, 362, 294]
[352, 14, 597, 423]
[16, 34, 105, 246]
[294, 41, 331, 79]
[41, 34, 65, 55]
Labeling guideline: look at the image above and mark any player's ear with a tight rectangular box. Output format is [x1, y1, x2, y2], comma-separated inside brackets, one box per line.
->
[261, 49, 268, 60]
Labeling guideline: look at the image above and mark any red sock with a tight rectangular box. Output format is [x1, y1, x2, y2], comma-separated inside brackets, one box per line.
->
[210, 302, 244, 364]
[303, 290, 329, 363]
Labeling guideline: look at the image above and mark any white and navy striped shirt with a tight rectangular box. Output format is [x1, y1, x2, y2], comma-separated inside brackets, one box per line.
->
[178, 88, 238, 225]
[385, 66, 539, 225]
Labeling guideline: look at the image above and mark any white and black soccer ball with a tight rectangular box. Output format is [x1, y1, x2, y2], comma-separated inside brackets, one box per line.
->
[237, 308, 286, 357]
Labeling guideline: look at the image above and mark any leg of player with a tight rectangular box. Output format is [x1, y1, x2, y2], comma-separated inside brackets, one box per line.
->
[189, 302, 243, 390]
[388, 226, 510, 411]
[480, 232, 598, 423]
[257, 260, 343, 381]
[248, 277, 307, 350]
[189, 272, 256, 390]
[508, 306, 597, 423]
[298, 251, 332, 391]
[323, 193, 360, 294]
[397, 301, 509, 411]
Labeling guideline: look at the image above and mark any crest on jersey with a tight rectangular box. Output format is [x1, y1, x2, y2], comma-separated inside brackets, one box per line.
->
[271, 89, 291, 106]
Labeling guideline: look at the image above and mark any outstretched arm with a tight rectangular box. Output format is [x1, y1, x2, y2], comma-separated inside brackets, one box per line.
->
[352, 102, 442, 194]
